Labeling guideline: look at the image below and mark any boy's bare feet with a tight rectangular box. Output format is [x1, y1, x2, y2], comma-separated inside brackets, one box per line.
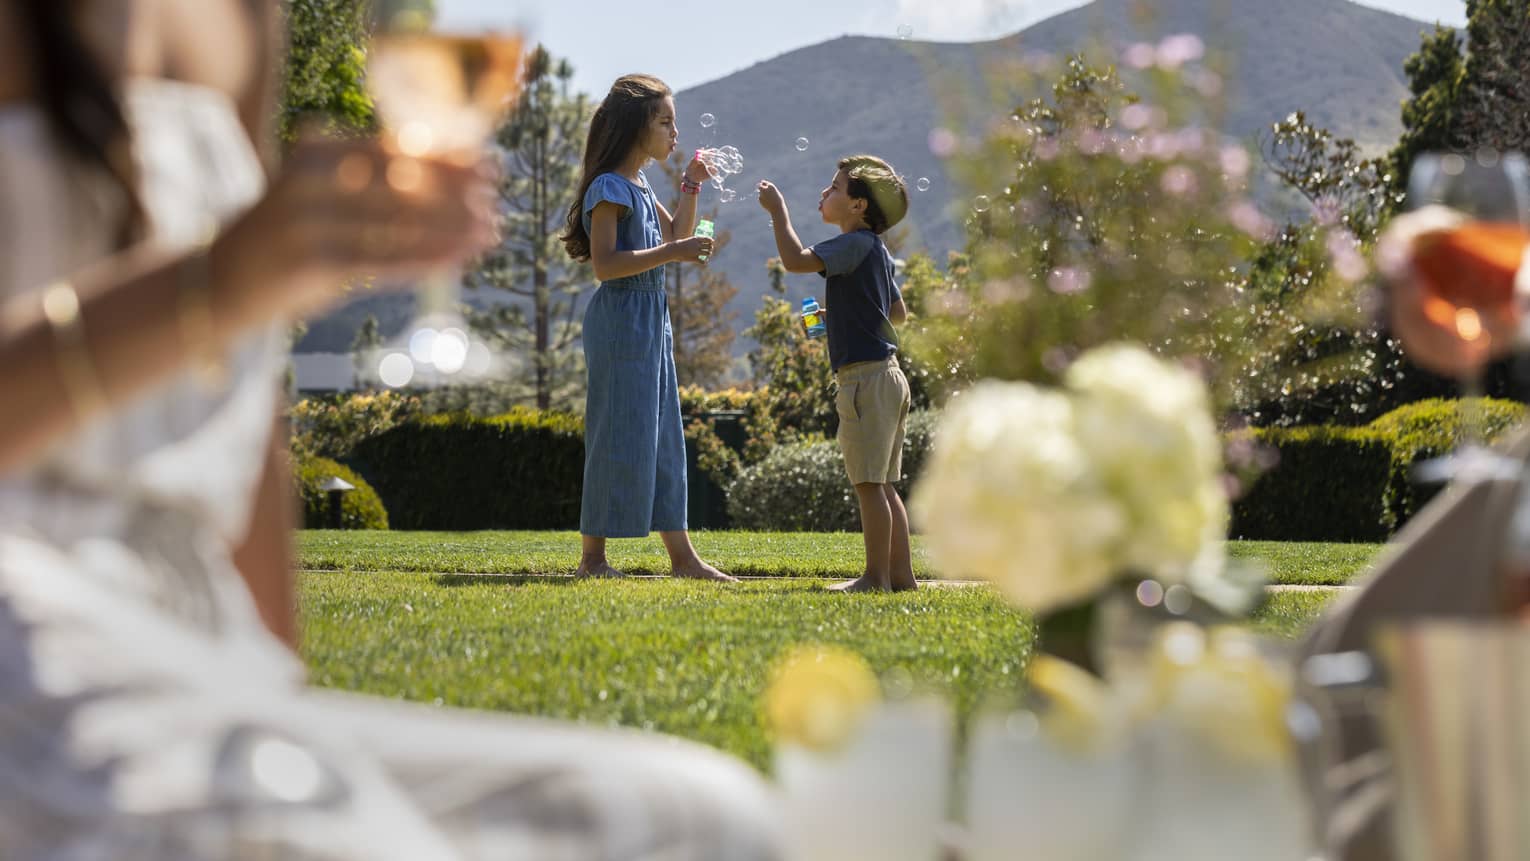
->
[829, 574, 890, 593]
[672, 561, 740, 583]
[575, 559, 627, 578]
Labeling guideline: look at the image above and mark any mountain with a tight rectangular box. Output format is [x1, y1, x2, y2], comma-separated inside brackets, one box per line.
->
[296, 0, 1436, 359]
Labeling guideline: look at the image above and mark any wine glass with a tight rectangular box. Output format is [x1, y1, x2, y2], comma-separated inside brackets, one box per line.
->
[1404, 150, 1530, 483]
[364, 0, 527, 388]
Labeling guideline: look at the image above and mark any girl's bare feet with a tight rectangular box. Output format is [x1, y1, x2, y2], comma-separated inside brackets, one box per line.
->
[672, 560, 739, 583]
[829, 574, 890, 593]
[575, 558, 627, 578]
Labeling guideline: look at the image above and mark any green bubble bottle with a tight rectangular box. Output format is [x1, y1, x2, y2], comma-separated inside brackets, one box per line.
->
[694, 218, 715, 262]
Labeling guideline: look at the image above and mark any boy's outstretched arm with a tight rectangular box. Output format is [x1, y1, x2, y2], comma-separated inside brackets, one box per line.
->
[757, 180, 824, 274]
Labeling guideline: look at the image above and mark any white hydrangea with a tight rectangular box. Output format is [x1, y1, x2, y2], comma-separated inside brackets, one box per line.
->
[912, 344, 1228, 613]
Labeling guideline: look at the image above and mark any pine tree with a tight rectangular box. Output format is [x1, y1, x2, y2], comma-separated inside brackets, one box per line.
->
[465, 47, 591, 411]
[654, 151, 739, 389]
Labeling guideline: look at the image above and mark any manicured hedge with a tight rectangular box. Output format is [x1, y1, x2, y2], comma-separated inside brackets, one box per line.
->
[292, 453, 389, 530]
[1229, 427, 1392, 542]
[1368, 398, 1527, 530]
[727, 410, 939, 531]
[348, 408, 585, 530]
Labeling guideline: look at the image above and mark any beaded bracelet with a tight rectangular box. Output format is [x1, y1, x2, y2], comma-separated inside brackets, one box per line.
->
[680, 179, 702, 195]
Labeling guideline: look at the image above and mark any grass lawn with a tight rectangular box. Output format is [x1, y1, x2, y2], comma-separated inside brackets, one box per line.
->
[299, 530, 1383, 586]
[299, 530, 1360, 767]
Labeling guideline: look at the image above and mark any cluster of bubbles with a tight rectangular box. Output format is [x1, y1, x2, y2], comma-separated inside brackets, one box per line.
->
[370, 317, 499, 389]
[696, 145, 745, 196]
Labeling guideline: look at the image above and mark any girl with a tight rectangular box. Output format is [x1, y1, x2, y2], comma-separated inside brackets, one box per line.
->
[562, 74, 735, 582]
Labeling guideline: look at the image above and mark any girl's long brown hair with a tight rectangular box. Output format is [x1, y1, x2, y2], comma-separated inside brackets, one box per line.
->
[13, 0, 145, 246]
[560, 74, 670, 262]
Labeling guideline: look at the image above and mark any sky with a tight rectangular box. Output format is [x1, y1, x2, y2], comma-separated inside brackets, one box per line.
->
[438, 0, 1467, 99]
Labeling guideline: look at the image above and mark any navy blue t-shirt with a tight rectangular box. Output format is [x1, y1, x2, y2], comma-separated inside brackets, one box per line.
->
[810, 229, 901, 372]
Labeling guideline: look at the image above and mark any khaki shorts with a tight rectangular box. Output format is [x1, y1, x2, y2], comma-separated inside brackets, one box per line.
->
[835, 356, 912, 485]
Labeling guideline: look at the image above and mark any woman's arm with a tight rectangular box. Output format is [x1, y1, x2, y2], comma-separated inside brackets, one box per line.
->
[232, 404, 299, 649]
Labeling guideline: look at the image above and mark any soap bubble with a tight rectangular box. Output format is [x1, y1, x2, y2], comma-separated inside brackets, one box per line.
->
[896, 24, 913, 39]
[431, 328, 469, 374]
[699, 113, 716, 128]
[916, 177, 931, 192]
[408, 328, 438, 363]
[378, 352, 415, 388]
[720, 188, 737, 203]
[973, 194, 992, 213]
[697, 145, 745, 189]
[795, 137, 810, 152]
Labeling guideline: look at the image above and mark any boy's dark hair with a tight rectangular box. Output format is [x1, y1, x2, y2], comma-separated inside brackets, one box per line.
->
[561, 74, 672, 261]
[838, 155, 909, 235]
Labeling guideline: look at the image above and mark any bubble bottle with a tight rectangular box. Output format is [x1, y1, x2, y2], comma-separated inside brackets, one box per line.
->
[694, 218, 715, 262]
[801, 297, 826, 339]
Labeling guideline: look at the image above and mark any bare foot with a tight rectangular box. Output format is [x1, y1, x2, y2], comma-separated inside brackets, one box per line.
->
[829, 574, 890, 593]
[890, 569, 919, 592]
[672, 561, 739, 583]
[575, 560, 627, 579]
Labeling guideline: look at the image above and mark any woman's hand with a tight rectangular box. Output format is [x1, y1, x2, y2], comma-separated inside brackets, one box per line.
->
[214, 135, 500, 326]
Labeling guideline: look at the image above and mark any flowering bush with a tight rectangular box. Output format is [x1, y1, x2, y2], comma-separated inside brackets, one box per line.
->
[289, 390, 421, 460]
[910, 344, 1226, 613]
[909, 48, 1385, 421]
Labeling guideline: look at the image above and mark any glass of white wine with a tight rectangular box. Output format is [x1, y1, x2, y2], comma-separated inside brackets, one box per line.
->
[365, 0, 526, 387]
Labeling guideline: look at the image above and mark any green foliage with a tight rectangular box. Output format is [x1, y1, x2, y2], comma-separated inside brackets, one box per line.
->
[1229, 427, 1393, 542]
[290, 391, 422, 460]
[726, 411, 939, 532]
[466, 46, 592, 412]
[1370, 397, 1528, 528]
[292, 453, 389, 529]
[744, 260, 837, 441]
[913, 52, 1317, 415]
[280, 0, 375, 139]
[348, 407, 586, 529]
[1390, 24, 1465, 193]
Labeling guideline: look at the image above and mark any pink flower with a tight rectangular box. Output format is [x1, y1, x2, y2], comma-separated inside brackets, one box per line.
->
[1124, 42, 1157, 69]
[1156, 34, 1205, 69]
[1048, 267, 1092, 295]
[1219, 146, 1251, 180]
[928, 127, 960, 159]
[1161, 165, 1198, 197]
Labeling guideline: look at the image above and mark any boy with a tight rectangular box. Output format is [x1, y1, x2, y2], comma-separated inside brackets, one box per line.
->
[757, 156, 914, 592]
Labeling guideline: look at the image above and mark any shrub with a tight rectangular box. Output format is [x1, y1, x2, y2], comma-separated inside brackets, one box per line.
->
[727, 410, 940, 532]
[347, 407, 585, 530]
[1369, 398, 1527, 529]
[290, 391, 421, 460]
[292, 452, 389, 530]
[1229, 427, 1391, 542]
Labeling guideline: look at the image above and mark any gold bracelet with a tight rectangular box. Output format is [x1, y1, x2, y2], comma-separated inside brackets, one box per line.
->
[180, 224, 228, 389]
[40, 280, 109, 419]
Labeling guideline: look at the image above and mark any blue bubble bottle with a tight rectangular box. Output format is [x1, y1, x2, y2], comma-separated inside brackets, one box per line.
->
[801, 297, 826, 339]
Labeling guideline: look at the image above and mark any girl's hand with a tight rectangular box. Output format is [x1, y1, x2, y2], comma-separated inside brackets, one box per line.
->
[685, 150, 713, 185]
[757, 180, 786, 217]
[671, 233, 715, 264]
[217, 135, 500, 324]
